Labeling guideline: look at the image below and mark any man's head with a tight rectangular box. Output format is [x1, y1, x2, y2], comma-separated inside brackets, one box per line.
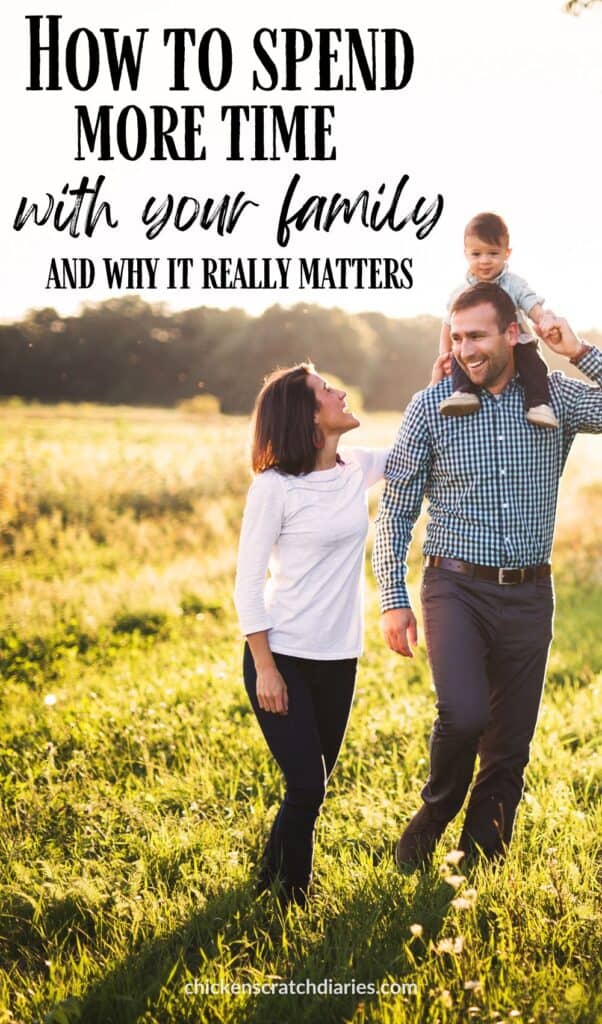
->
[449, 283, 519, 393]
[464, 212, 511, 282]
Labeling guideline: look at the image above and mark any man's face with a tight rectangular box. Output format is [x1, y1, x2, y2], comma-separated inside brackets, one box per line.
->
[450, 302, 517, 392]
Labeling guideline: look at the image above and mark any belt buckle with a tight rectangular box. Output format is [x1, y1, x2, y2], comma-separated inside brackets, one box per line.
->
[497, 566, 525, 585]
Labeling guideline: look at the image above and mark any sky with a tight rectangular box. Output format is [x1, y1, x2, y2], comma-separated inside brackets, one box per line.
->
[1, 0, 601, 328]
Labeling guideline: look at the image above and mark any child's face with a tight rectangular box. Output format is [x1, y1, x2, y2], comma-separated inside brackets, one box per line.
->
[464, 233, 510, 281]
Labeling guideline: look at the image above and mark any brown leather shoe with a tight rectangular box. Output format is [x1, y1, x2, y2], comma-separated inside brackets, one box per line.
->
[395, 805, 447, 870]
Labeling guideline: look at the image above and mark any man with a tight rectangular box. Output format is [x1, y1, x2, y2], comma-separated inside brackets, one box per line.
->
[373, 281, 601, 866]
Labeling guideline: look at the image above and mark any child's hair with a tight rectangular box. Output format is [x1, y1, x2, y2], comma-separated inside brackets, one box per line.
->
[464, 212, 509, 248]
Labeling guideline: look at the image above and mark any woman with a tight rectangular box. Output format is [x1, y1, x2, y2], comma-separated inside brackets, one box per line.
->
[234, 362, 388, 907]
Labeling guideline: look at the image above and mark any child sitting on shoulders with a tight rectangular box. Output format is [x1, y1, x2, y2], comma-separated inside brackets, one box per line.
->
[439, 211, 559, 429]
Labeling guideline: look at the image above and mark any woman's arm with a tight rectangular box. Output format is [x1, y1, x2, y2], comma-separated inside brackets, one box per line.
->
[342, 447, 392, 488]
[234, 472, 284, 634]
[246, 630, 288, 715]
[234, 472, 288, 714]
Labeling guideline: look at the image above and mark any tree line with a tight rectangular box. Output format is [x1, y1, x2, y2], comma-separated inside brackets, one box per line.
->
[1, 297, 598, 413]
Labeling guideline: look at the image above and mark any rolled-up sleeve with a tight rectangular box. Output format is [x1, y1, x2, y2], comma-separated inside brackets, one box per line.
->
[504, 272, 544, 316]
[234, 472, 285, 635]
[373, 393, 433, 611]
[561, 346, 602, 435]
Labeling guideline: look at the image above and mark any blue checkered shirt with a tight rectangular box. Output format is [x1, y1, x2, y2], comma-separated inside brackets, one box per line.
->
[373, 347, 602, 610]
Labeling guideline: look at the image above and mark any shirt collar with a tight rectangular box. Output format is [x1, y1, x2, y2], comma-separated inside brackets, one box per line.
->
[479, 373, 521, 399]
[466, 265, 508, 286]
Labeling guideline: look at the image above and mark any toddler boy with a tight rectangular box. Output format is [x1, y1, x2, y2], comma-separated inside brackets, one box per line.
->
[439, 212, 559, 429]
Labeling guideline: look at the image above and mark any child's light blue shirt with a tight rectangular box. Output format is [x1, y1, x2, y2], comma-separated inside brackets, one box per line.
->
[444, 267, 544, 344]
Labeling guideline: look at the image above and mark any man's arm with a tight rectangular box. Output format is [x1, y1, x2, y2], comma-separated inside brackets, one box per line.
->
[373, 392, 433, 655]
[539, 318, 602, 433]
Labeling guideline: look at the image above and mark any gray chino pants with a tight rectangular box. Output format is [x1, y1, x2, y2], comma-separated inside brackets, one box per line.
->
[420, 565, 554, 855]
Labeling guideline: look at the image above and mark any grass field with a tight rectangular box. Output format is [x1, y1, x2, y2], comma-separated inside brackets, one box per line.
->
[0, 402, 600, 1024]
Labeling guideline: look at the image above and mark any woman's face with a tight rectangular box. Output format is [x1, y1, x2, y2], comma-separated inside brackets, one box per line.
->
[306, 373, 360, 437]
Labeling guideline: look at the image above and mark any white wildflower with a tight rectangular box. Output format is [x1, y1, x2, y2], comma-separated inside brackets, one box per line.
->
[437, 938, 454, 953]
[443, 873, 466, 889]
[436, 936, 464, 955]
[451, 896, 473, 910]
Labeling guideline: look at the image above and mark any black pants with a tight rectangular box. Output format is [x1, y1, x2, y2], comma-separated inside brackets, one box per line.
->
[243, 644, 357, 897]
[451, 341, 551, 409]
[420, 567, 554, 855]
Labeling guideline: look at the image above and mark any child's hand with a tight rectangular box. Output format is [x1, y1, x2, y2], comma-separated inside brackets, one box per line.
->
[537, 317, 565, 353]
[535, 310, 562, 348]
[431, 353, 452, 385]
[537, 316, 585, 359]
[538, 310, 557, 335]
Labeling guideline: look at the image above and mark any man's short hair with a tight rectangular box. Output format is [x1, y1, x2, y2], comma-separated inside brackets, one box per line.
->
[450, 282, 517, 333]
[464, 212, 509, 248]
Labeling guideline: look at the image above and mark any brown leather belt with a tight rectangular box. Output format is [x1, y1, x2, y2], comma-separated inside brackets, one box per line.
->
[424, 555, 552, 586]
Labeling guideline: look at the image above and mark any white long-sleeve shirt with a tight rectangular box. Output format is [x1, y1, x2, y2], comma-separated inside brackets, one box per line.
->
[234, 447, 389, 660]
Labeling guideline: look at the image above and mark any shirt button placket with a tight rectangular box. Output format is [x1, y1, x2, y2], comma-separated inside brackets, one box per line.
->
[497, 399, 511, 559]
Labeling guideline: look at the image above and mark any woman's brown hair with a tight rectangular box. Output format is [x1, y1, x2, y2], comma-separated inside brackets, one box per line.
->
[251, 363, 319, 475]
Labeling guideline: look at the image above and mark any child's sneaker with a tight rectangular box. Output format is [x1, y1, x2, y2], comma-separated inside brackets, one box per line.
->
[526, 404, 558, 429]
[440, 391, 481, 417]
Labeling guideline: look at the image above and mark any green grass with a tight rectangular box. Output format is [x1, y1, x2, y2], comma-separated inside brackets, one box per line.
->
[0, 404, 600, 1024]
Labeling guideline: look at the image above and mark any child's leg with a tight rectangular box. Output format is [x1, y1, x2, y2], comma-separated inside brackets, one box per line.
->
[514, 341, 551, 409]
[515, 341, 558, 429]
[451, 355, 478, 395]
[440, 356, 481, 416]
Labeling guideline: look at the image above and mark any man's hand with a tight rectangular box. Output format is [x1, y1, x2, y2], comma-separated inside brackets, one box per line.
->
[536, 316, 584, 360]
[431, 353, 452, 385]
[381, 608, 419, 657]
